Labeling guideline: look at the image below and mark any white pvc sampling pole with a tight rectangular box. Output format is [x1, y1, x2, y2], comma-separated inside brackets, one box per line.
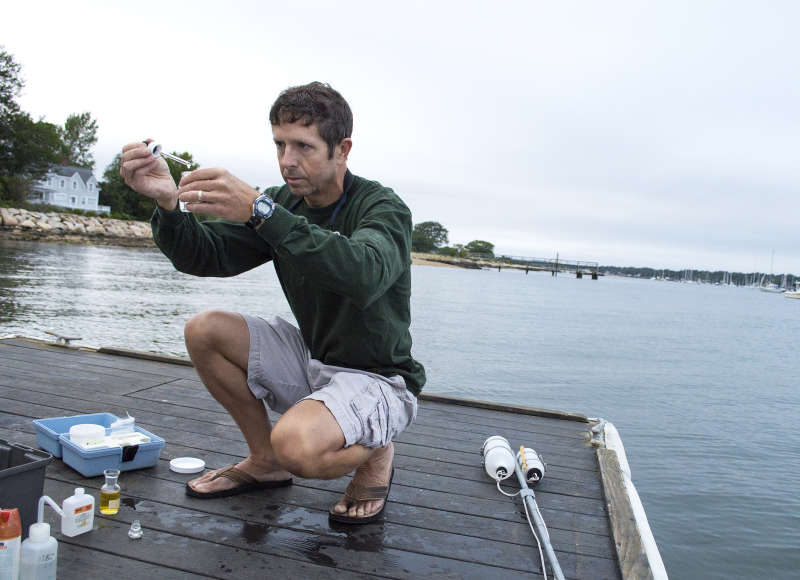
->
[514, 462, 566, 580]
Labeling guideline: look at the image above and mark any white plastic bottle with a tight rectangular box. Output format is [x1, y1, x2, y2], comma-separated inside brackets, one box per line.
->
[20, 522, 57, 580]
[60, 488, 94, 537]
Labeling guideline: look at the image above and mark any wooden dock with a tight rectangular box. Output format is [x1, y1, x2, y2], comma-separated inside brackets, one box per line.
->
[0, 337, 653, 579]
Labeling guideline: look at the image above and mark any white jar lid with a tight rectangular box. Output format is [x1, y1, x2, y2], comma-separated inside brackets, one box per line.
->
[169, 457, 206, 474]
[69, 423, 105, 443]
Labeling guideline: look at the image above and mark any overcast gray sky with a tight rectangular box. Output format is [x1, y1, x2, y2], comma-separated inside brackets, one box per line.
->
[3, 1, 798, 272]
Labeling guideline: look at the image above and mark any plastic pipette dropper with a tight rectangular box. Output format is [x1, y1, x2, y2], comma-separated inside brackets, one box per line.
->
[147, 142, 192, 168]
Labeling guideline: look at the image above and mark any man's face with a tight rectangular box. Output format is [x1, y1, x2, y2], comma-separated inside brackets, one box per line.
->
[272, 121, 339, 201]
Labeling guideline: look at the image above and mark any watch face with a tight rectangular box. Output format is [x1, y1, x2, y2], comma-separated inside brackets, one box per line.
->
[254, 196, 273, 218]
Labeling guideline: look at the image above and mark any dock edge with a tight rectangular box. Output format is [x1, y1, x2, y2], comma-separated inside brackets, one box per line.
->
[592, 419, 668, 580]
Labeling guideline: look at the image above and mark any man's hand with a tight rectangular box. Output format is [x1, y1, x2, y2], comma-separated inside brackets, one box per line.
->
[177, 168, 259, 222]
[120, 141, 178, 210]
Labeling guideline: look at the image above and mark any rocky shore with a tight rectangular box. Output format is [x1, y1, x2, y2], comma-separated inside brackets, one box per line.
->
[0, 208, 472, 268]
[0, 207, 154, 247]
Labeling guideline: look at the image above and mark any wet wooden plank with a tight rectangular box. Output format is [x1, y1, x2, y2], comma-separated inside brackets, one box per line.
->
[40, 475, 617, 578]
[59, 543, 212, 579]
[0, 378, 234, 425]
[0, 340, 197, 381]
[419, 391, 589, 422]
[0, 338, 622, 579]
[0, 355, 180, 395]
[414, 399, 592, 437]
[49, 455, 615, 560]
[39, 495, 382, 580]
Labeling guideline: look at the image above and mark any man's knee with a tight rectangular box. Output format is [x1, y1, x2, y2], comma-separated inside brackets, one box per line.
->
[184, 310, 247, 353]
[270, 420, 318, 477]
[271, 402, 346, 477]
[185, 310, 224, 347]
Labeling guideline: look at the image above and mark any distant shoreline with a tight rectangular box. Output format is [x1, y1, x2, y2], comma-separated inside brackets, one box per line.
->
[0, 207, 473, 268]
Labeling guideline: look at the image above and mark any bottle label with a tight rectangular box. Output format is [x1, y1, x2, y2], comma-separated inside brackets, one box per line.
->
[0, 537, 21, 580]
[75, 511, 92, 529]
[71, 503, 93, 530]
[109, 499, 120, 509]
[21, 550, 57, 580]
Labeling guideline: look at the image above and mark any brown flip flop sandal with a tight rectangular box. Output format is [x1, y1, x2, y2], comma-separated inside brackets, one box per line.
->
[328, 468, 395, 524]
[185, 464, 293, 499]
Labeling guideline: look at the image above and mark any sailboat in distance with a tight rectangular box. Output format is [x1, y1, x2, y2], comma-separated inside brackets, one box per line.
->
[785, 279, 800, 299]
[759, 250, 784, 293]
[759, 274, 783, 293]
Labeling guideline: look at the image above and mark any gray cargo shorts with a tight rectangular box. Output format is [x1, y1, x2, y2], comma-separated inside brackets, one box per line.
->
[242, 314, 418, 449]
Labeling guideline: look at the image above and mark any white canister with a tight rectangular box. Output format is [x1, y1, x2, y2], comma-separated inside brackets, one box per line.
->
[68, 424, 105, 447]
[61, 488, 94, 537]
[20, 522, 57, 580]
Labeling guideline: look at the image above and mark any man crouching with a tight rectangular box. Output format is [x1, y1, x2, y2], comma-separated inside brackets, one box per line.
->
[120, 82, 425, 523]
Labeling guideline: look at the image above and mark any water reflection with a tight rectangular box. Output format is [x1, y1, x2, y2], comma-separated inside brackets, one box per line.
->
[0, 239, 293, 355]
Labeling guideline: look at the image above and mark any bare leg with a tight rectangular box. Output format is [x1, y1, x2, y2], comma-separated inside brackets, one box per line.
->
[271, 400, 395, 518]
[183, 310, 291, 494]
[329, 443, 394, 519]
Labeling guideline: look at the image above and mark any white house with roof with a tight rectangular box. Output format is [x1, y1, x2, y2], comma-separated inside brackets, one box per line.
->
[29, 165, 110, 214]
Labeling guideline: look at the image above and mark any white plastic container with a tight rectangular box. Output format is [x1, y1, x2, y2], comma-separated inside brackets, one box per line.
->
[516, 447, 545, 483]
[109, 413, 135, 436]
[20, 522, 57, 580]
[481, 435, 515, 480]
[69, 423, 105, 448]
[60, 488, 94, 537]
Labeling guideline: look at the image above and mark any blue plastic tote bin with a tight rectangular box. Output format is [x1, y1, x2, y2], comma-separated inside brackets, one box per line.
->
[33, 413, 117, 458]
[32, 413, 165, 477]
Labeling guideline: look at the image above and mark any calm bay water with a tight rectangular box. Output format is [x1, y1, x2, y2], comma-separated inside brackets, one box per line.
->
[1, 239, 799, 579]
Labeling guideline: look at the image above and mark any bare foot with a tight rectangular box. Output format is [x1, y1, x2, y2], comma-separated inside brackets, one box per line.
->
[187, 456, 292, 494]
[331, 442, 394, 518]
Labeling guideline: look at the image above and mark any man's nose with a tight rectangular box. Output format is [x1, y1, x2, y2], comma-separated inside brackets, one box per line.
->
[279, 147, 299, 167]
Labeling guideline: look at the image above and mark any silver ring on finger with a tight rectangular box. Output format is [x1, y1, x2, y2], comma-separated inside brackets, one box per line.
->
[198, 191, 203, 202]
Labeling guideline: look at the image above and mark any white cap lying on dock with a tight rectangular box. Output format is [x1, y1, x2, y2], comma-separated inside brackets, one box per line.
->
[169, 457, 206, 474]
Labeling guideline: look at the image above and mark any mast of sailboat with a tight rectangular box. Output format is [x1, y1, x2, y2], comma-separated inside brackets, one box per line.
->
[770, 249, 775, 286]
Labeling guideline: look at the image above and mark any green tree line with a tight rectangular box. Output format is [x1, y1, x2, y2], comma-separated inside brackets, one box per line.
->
[1, 47, 99, 201]
[0, 46, 200, 220]
[411, 220, 495, 258]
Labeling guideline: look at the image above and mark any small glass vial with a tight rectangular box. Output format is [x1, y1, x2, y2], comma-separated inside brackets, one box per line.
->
[128, 520, 143, 540]
[179, 171, 192, 212]
[99, 469, 121, 515]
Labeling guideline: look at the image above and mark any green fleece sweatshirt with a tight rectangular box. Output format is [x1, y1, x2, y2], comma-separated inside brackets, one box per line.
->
[150, 171, 425, 396]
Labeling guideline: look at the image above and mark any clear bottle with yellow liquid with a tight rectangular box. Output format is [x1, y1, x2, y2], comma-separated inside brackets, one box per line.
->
[99, 469, 121, 515]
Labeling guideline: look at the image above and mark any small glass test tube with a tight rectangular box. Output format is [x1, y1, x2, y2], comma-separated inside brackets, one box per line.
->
[147, 142, 191, 168]
[179, 171, 191, 213]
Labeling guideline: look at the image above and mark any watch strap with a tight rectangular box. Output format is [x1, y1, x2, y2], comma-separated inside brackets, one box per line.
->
[245, 215, 263, 230]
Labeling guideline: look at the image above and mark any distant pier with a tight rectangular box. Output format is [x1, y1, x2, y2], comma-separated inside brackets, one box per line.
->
[472, 254, 601, 279]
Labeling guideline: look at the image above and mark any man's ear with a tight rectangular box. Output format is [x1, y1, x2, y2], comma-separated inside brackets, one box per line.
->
[337, 138, 353, 161]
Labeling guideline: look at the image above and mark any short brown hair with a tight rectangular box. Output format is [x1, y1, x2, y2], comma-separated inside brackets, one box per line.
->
[269, 82, 353, 158]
